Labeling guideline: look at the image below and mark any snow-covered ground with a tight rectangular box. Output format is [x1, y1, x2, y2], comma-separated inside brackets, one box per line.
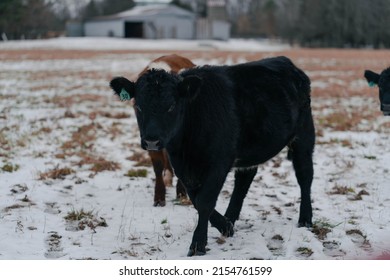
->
[0, 37, 290, 52]
[0, 38, 389, 260]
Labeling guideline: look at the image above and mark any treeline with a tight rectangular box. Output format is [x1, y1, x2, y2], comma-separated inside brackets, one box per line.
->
[0, 0, 135, 40]
[1, 0, 390, 48]
[0, 0, 66, 40]
[229, 0, 390, 48]
[80, 0, 135, 21]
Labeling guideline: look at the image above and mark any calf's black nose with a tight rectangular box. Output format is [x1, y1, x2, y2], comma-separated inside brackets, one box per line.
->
[142, 139, 161, 151]
[381, 103, 390, 116]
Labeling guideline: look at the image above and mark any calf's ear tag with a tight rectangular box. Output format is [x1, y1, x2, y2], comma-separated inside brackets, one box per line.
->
[119, 88, 131, 101]
[368, 81, 377, 88]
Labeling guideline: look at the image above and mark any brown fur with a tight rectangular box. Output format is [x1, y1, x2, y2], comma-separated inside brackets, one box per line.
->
[139, 54, 195, 77]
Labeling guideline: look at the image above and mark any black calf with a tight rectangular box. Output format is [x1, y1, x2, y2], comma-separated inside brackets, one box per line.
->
[364, 68, 390, 116]
[110, 56, 315, 256]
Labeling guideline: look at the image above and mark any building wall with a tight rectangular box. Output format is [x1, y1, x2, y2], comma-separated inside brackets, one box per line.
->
[152, 17, 194, 39]
[82, 6, 230, 40]
[85, 16, 194, 39]
[84, 20, 124, 37]
[196, 18, 211, 40]
[196, 19, 230, 41]
[211, 20, 230, 41]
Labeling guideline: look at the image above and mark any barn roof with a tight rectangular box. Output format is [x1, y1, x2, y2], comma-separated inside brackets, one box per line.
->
[89, 4, 195, 21]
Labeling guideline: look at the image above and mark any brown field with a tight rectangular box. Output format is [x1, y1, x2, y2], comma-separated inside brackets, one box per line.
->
[3, 47, 389, 132]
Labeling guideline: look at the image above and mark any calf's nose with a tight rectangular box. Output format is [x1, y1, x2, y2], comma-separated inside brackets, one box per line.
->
[142, 139, 161, 151]
[381, 103, 390, 116]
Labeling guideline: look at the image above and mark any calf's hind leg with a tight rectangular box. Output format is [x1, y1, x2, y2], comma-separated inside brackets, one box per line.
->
[162, 150, 187, 201]
[204, 168, 258, 238]
[149, 151, 166, 207]
[224, 167, 258, 228]
[290, 111, 315, 227]
[209, 210, 234, 237]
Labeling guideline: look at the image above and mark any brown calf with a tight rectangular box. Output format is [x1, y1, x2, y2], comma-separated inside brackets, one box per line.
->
[137, 55, 195, 206]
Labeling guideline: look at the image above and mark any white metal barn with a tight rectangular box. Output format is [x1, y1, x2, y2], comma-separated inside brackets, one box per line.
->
[84, 5, 196, 39]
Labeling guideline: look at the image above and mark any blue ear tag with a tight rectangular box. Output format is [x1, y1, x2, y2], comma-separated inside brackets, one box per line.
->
[119, 88, 131, 101]
[368, 81, 377, 88]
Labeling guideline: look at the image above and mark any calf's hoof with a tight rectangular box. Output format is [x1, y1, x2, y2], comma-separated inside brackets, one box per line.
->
[298, 221, 313, 228]
[187, 243, 206, 257]
[153, 200, 166, 207]
[222, 220, 234, 237]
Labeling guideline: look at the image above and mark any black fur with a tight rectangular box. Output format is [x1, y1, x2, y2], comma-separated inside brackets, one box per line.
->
[110, 77, 135, 99]
[112, 56, 315, 256]
[364, 68, 390, 115]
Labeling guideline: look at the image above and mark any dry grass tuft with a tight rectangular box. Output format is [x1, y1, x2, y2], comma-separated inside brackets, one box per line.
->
[62, 123, 97, 150]
[317, 138, 353, 147]
[64, 209, 94, 221]
[348, 190, 370, 201]
[328, 184, 370, 200]
[65, 209, 108, 231]
[311, 225, 331, 240]
[90, 160, 120, 173]
[77, 155, 121, 173]
[296, 247, 313, 257]
[39, 166, 74, 180]
[4, 204, 25, 212]
[328, 184, 355, 195]
[4, 199, 37, 212]
[317, 112, 360, 131]
[48, 94, 107, 108]
[272, 205, 282, 215]
[127, 151, 152, 167]
[311, 219, 341, 240]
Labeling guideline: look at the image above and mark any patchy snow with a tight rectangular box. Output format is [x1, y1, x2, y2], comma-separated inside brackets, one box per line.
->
[0, 38, 389, 260]
[0, 37, 290, 52]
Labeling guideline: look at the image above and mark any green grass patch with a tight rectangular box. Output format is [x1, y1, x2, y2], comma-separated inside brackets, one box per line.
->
[125, 169, 148, 178]
[1, 163, 20, 172]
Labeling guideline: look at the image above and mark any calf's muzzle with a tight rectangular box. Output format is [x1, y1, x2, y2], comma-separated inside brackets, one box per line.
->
[381, 103, 390, 116]
[142, 139, 162, 151]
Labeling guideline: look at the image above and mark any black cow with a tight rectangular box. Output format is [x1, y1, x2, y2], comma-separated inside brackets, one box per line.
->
[110, 56, 315, 256]
[111, 54, 194, 207]
[364, 68, 390, 116]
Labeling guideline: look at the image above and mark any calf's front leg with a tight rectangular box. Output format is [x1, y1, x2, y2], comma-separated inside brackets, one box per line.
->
[186, 171, 229, 256]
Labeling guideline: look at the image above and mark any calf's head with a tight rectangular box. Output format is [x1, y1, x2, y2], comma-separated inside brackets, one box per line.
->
[364, 68, 390, 116]
[110, 70, 201, 151]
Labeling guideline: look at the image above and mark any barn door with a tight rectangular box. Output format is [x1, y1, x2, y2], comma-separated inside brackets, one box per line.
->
[124, 22, 143, 38]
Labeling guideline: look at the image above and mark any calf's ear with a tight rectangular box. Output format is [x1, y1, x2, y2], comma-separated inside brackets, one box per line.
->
[364, 70, 380, 87]
[178, 75, 202, 101]
[109, 77, 135, 101]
